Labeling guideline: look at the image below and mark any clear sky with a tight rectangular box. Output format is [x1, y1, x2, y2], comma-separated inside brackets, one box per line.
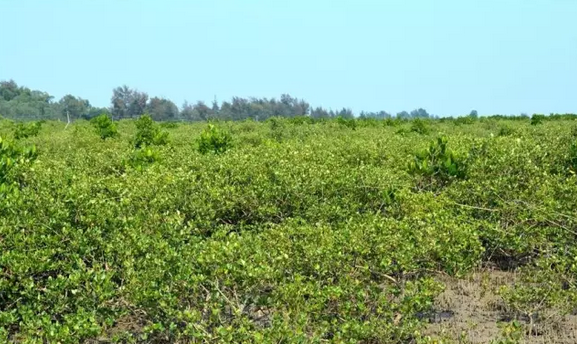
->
[1, 0, 575, 116]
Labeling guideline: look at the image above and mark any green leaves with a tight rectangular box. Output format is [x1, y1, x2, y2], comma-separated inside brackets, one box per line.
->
[90, 114, 117, 140]
[197, 124, 232, 154]
[13, 121, 42, 139]
[530, 113, 545, 125]
[0, 136, 36, 198]
[408, 136, 467, 188]
[133, 114, 169, 148]
[1, 117, 577, 342]
[567, 140, 577, 174]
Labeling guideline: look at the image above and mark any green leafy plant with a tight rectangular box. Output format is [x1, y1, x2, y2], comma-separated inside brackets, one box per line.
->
[410, 118, 430, 134]
[0, 136, 36, 197]
[134, 114, 169, 148]
[497, 125, 515, 137]
[126, 147, 160, 171]
[384, 118, 400, 127]
[3, 116, 577, 343]
[197, 124, 233, 154]
[530, 114, 545, 125]
[160, 121, 179, 129]
[267, 116, 286, 142]
[90, 114, 118, 140]
[567, 140, 577, 174]
[408, 136, 467, 186]
[453, 115, 475, 126]
[337, 116, 357, 130]
[13, 121, 42, 139]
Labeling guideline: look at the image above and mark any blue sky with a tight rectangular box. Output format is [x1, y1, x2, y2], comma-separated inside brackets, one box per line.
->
[1, 0, 575, 116]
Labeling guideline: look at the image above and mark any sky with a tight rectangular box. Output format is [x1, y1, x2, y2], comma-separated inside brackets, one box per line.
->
[0, 0, 575, 116]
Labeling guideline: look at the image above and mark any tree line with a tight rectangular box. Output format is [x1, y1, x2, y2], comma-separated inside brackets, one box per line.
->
[0, 79, 462, 122]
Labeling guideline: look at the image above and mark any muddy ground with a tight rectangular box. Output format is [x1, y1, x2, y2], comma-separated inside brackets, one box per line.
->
[424, 270, 577, 343]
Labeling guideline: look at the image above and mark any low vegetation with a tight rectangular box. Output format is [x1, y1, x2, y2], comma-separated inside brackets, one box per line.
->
[0, 115, 576, 343]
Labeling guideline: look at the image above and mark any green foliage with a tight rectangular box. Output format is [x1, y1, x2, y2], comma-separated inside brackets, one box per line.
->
[13, 121, 42, 139]
[0, 136, 36, 197]
[453, 115, 475, 125]
[90, 114, 118, 140]
[567, 140, 577, 174]
[410, 118, 430, 134]
[126, 146, 160, 170]
[197, 123, 233, 154]
[267, 116, 286, 141]
[288, 115, 314, 125]
[530, 114, 545, 125]
[2, 117, 577, 342]
[337, 116, 357, 130]
[160, 121, 179, 129]
[571, 125, 577, 138]
[497, 125, 515, 136]
[491, 321, 524, 344]
[384, 117, 400, 126]
[408, 137, 467, 186]
[133, 114, 169, 148]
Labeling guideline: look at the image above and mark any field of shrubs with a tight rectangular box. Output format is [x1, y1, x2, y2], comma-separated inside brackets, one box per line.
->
[1, 115, 577, 343]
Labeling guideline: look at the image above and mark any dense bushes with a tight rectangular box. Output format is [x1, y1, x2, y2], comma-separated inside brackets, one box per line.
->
[13, 121, 42, 139]
[0, 118, 576, 343]
[0, 136, 36, 198]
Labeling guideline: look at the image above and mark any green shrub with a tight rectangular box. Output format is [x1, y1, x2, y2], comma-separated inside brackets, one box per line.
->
[134, 114, 169, 148]
[337, 116, 357, 130]
[288, 115, 314, 125]
[453, 116, 475, 126]
[0, 136, 36, 197]
[13, 121, 42, 139]
[410, 119, 430, 134]
[197, 124, 233, 154]
[90, 114, 118, 140]
[567, 141, 577, 174]
[160, 121, 179, 129]
[126, 147, 160, 170]
[497, 125, 515, 136]
[384, 118, 400, 127]
[408, 136, 467, 186]
[268, 116, 286, 141]
[531, 114, 545, 125]
[571, 125, 577, 138]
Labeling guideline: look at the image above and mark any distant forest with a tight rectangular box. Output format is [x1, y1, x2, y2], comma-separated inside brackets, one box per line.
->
[0, 79, 461, 122]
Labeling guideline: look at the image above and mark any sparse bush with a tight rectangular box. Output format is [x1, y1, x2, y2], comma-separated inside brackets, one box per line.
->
[197, 124, 232, 154]
[90, 114, 118, 140]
